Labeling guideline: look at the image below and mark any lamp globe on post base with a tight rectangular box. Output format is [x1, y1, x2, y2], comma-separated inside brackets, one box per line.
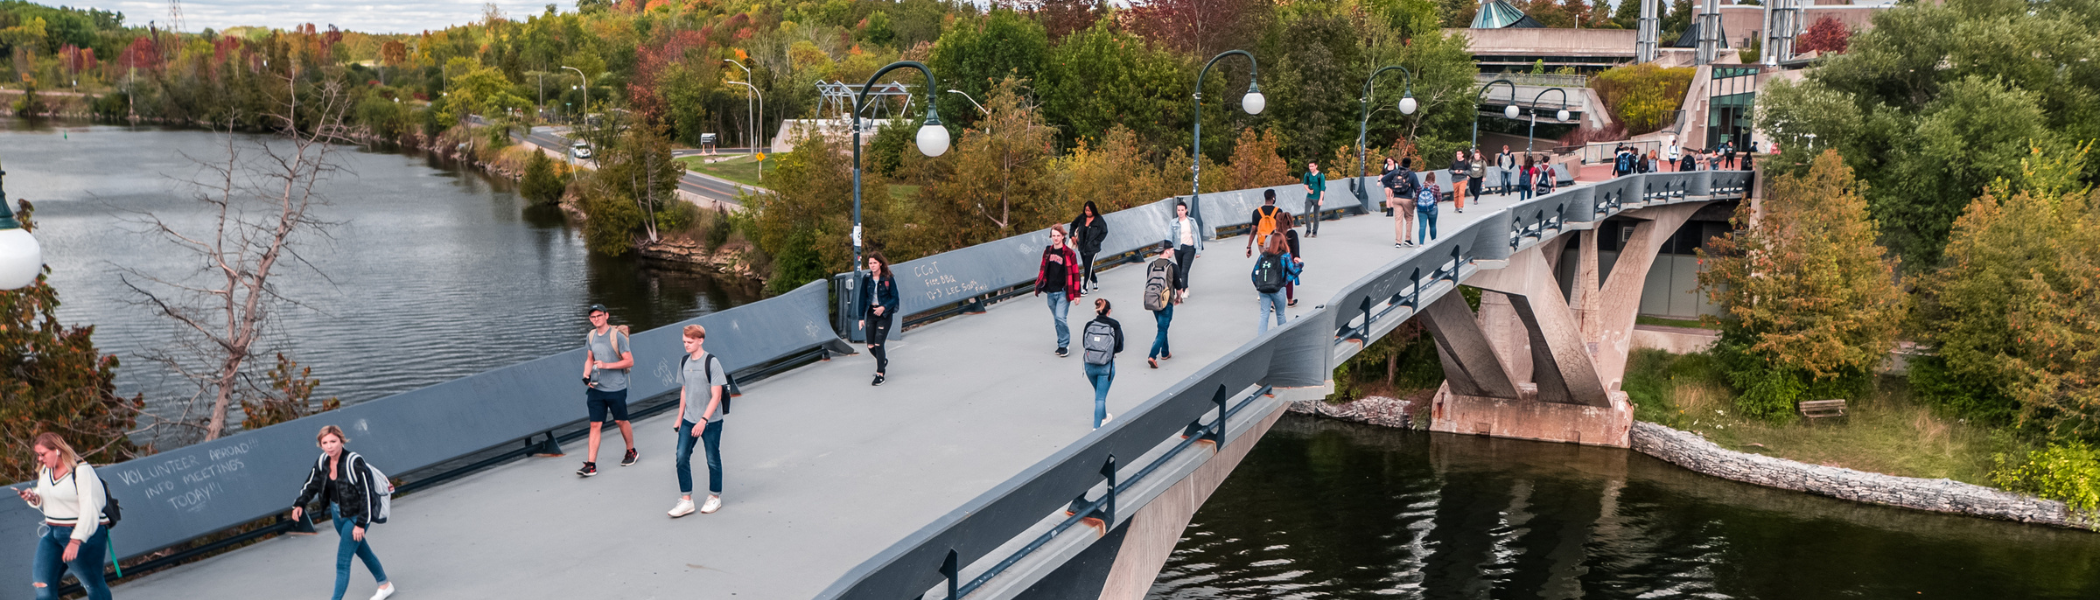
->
[916, 112, 950, 157]
[1399, 95, 1418, 115]
[0, 170, 41, 290]
[1241, 83, 1266, 115]
[1557, 108, 1571, 122]
[1504, 104, 1521, 120]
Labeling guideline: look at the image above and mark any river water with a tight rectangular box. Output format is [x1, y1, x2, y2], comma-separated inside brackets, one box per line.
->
[1150, 416, 2100, 599]
[3, 120, 755, 418]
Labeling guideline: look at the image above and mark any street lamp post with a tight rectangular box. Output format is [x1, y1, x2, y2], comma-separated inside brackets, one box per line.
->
[850, 61, 949, 327]
[1189, 50, 1265, 229]
[1354, 65, 1418, 212]
[561, 66, 589, 115]
[1470, 78, 1519, 150]
[1525, 88, 1572, 155]
[0, 168, 43, 290]
[725, 79, 762, 155]
[724, 59, 764, 153]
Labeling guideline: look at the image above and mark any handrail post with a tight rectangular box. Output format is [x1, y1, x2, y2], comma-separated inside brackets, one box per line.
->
[940, 549, 960, 600]
[1210, 384, 1230, 446]
[1101, 454, 1118, 527]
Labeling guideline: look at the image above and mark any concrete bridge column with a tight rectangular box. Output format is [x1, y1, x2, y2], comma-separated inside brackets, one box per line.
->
[1582, 202, 1708, 391]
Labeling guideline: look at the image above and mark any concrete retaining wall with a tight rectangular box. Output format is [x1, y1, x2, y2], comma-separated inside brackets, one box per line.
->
[1631, 421, 2097, 530]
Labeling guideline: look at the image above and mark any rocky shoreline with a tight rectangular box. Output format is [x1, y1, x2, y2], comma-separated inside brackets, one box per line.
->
[1294, 395, 2098, 532]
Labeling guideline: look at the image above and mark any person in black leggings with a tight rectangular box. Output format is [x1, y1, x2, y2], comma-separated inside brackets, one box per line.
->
[859, 251, 899, 386]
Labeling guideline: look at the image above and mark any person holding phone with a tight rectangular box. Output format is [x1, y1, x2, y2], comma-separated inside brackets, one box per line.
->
[18, 432, 113, 600]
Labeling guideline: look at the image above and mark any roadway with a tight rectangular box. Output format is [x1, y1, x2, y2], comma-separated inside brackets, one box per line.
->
[516, 125, 761, 206]
[114, 189, 1543, 599]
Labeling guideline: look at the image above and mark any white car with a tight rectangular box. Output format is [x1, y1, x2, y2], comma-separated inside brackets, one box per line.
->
[571, 140, 592, 160]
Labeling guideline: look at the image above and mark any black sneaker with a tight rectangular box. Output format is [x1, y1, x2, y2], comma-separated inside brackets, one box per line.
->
[1055, 347, 1069, 358]
[872, 374, 886, 386]
[621, 449, 639, 467]
[577, 462, 597, 477]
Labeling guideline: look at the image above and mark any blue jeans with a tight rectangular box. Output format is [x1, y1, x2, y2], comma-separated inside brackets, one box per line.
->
[33, 524, 110, 600]
[1257, 291, 1287, 334]
[1417, 203, 1439, 242]
[1519, 174, 1533, 200]
[675, 419, 724, 495]
[1148, 304, 1173, 359]
[1499, 171, 1514, 194]
[328, 504, 387, 600]
[1046, 293, 1071, 349]
[1084, 362, 1114, 428]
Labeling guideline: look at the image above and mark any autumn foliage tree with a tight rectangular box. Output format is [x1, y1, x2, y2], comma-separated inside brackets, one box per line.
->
[0, 201, 141, 482]
[1697, 151, 1907, 420]
[1224, 127, 1290, 191]
[1053, 125, 1181, 214]
[1795, 15, 1851, 55]
[1911, 144, 2100, 436]
[911, 77, 1062, 249]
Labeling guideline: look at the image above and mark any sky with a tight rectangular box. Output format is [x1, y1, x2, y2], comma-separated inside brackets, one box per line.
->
[74, 0, 568, 34]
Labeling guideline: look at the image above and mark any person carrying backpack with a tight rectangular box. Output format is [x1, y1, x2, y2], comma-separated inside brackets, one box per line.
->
[671, 324, 728, 517]
[1497, 145, 1518, 195]
[1067, 201, 1109, 295]
[578, 304, 637, 478]
[1079, 298, 1125, 429]
[1383, 156, 1418, 247]
[1518, 155, 1537, 201]
[1418, 171, 1442, 243]
[1246, 189, 1285, 258]
[292, 425, 397, 600]
[1251, 233, 1301, 335]
[1035, 225, 1083, 357]
[1165, 201, 1203, 302]
[1142, 243, 1176, 369]
[1300, 161, 1327, 237]
[16, 432, 115, 600]
[1534, 163, 1557, 196]
[1615, 147, 1636, 178]
[1468, 148, 1487, 200]
[1278, 212, 1304, 307]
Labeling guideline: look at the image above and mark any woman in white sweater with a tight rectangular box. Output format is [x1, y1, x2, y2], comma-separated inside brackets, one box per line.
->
[13, 432, 113, 600]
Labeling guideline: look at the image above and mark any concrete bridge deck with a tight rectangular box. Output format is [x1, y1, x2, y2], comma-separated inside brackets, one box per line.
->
[112, 191, 1539, 599]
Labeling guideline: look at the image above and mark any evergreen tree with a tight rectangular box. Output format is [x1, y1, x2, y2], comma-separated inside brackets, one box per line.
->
[0, 201, 140, 481]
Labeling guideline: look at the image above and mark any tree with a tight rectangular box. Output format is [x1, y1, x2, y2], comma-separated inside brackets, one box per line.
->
[928, 10, 1049, 133]
[1052, 124, 1181, 214]
[237, 353, 341, 430]
[1128, 0, 1269, 58]
[1912, 144, 2100, 436]
[583, 122, 684, 254]
[748, 131, 898, 294]
[520, 149, 568, 205]
[1697, 151, 1907, 420]
[0, 201, 141, 482]
[1040, 19, 1186, 154]
[120, 84, 353, 442]
[1794, 15, 1850, 54]
[911, 77, 1061, 250]
[1224, 126, 1289, 190]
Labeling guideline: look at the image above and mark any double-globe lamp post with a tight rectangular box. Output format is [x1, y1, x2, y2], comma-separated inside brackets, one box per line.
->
[0, 168, 44, 290]
[1353, 66, 1418, 212]
[1187, 50, 1265, 229]
[1525, 88, 1572, 156]
[850, 61, 950, 326]
[1470, 78, 1519, 151]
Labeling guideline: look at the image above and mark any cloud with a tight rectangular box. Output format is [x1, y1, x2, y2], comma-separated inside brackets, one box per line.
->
[84, 0, 564, 35]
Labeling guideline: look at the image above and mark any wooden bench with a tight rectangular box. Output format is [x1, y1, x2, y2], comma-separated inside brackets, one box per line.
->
[1798, 399, 1848, 422]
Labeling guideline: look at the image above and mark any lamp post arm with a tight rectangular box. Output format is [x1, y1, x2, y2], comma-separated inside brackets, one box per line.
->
[1356, 65, 1416, 205]
[851, 61, 939, 319]
[1525, 87, 1571, 155]
[1190, 50, 1259, 230]
[1470, 78, 1518, 149]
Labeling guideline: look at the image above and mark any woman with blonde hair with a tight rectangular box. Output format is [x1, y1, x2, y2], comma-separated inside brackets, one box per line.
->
[292, 425, 397, 600]
[14, 432, 113, 600]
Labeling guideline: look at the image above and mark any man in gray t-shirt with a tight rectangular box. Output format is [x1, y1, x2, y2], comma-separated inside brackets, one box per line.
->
[669, 324, 727, 518]
[578, 304, 636, 478]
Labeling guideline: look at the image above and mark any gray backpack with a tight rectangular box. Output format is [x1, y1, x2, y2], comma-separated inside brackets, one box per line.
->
[1081, 320, 1116, 365]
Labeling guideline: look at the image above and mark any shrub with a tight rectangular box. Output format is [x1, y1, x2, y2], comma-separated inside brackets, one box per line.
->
[519, 151, 568, 206]
[1589, 64, 1695, 135]
[654, 199, 699, 235]
[1994, 442, 2100, 513]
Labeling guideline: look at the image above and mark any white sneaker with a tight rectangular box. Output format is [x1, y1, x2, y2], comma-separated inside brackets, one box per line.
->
[370, 584, 396, 600]
[700, 495, 723, 514]
[1104, 413, 1113, 425]
[668, 498, 696, 518]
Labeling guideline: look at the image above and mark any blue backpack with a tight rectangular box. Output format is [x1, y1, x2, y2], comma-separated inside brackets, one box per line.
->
[1417, 185, 1438, 208]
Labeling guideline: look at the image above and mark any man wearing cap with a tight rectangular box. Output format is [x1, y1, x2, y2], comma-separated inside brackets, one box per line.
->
[579, 304, 638, 477]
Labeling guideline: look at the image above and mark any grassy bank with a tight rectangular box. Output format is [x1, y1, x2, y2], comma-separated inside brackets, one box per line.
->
[1625, 349, 2028, 486]
[677, 154, 776, 187]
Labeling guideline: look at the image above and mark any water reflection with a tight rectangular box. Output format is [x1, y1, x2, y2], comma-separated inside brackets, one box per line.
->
[2, 120, 756, 415]
[1152, 416, 2100, 599]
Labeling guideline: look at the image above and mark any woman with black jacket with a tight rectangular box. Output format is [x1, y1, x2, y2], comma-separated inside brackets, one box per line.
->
[292, 425, 396, 600]
[1068, 201, 1109, 295]
[859, 251, 900, 386]
[1080, 299, 1124, 429]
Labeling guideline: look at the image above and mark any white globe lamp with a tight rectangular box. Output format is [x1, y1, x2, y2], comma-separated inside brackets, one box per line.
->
[915, 108, 950, 158]
[1398, 95, 1418, 115]
[0, 172, 40, 290]
[1504, 104, 1520, 119]
[1241, 83, 1265, 115]
[1557, 108, 1571, 122]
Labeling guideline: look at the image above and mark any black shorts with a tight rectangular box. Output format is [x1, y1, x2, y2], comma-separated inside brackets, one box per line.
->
[586, 388, 630, 422]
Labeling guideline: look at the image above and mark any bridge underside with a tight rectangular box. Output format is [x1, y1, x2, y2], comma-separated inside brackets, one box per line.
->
[1424, 202, 1709, 447]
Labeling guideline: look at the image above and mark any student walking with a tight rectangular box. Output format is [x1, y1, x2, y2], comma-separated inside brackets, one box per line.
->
[1246, 190, 1286, 258]
[1532, 163, 1557, 196]
[292, 426, 396, 600]
[1252, 233, 1301, 335]
[1079, 298, 1125, 429]
[1142, 243, 1176, 368]
[1036, 225, 1083, 357]
[1448, 150, 1470, 213]
[1419, 172, 1442, 243]
[1497, 145, 1518, 194]
[859, 252, 898, 386]
[1468, 149, 1487, 200]
[1278, 212, 1303, 307]
[1381, 157, 1418, 247]
[1518, 156, 1537, 201]
[1300, 161, 1326, 237]
[1166, 201, 1203, 301]
[578, 304, 637, 478]
[16, 433, 114, 600]
[1068, 201, 1109, 295]
[670, 324, 727, 518]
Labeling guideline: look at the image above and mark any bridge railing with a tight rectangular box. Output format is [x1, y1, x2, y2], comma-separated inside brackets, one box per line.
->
[813, 168, 1756, 600]
[0, 280, 852, 597]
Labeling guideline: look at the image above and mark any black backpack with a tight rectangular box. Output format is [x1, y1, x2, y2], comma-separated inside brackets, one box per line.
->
[1253, 253, 1286, 294]
[67, 464, 121, 529]
[680, 354, 734, 414]
[1615, 152, 1635, 174]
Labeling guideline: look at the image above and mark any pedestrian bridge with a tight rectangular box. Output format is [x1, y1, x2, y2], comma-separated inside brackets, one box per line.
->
[2, 169, 1749, 599]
